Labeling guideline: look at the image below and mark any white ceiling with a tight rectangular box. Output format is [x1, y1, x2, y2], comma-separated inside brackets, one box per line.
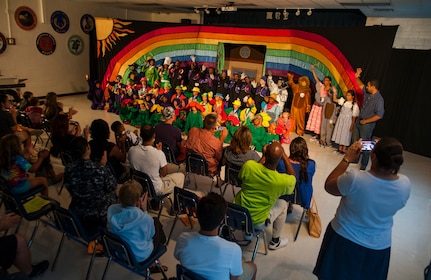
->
[71, 0, 431, 18]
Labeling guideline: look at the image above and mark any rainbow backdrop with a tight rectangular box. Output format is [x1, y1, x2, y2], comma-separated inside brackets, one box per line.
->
[99, 23, 360, 95]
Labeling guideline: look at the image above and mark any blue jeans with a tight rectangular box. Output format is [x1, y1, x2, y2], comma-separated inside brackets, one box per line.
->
[353, 119, 376, 170]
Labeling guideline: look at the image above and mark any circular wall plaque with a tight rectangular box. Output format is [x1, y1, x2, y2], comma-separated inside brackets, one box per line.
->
[239, 46, 251, 59]
[67, 35, 84, 55]
[51, 10, 70, 33]
[15, 6, 37, 31]
[0, 33, 7, 54]
[36, 33, 56, 55]
[80, 14, 95, 34]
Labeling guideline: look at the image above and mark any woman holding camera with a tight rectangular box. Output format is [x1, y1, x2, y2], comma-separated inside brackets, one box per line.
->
[313, 137, 411, 280]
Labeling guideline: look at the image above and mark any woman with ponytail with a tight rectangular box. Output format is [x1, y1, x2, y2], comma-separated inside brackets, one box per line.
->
[277, 136, 316, 212]
[314, 137, 411, 280]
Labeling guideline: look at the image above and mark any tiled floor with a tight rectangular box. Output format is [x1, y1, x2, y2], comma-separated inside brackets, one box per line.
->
[4, 94, 431, 279]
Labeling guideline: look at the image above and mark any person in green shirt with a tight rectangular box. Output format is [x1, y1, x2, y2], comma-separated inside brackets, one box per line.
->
[234, 141, 296, 250]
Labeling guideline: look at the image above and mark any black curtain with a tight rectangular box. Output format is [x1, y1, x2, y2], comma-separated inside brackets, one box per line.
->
[204, 9, 366, 27]
[374, 49, 431, 157]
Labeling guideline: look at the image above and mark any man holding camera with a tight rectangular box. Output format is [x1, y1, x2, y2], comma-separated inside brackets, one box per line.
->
[353, 68, 385, 170]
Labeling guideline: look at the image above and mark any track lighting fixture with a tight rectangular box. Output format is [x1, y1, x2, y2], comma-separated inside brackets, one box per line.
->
[194, 8, 199, 14]
[216, 8, 221, 14]
[205, 8, 210, 14]
[295, 9, 300, 16]
[283, 9, 289, 20]
[307, 9, 312, 16]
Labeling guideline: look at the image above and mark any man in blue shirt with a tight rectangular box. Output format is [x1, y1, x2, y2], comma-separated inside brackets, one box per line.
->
[353, 68, 385, 170]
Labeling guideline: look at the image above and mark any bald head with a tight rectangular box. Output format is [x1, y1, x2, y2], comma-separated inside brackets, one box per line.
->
[264, 142, 283, 169]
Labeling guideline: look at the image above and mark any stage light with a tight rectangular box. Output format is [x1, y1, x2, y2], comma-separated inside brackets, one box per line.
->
[194, 8, 200, 14]
[205, 8, 210, 14]
[307, 9, 312, 16]
[295, 9, 300, 16]
[283, 9, 289, 20]
[216, 8, 221, 14]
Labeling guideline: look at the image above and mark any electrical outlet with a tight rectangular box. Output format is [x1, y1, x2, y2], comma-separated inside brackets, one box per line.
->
[7, 38, 15, 45]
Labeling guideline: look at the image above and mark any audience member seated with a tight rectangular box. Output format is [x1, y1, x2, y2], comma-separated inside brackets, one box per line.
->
[24, 97, 43, 128]
[64, 137, 118, 228]
[50, 114, 89, 158]
[186, 114, 225, 175]
[128, 124, 184, 198]
[174, 192, 257, 280]
[223, 126, 260, 167]
[0, 134, 49, 196]
[18, 91, 33, 112]
[277, 137, 316, 213]
[154, 106, 186, 162]
[89, 119, 128, 182]
[0, 94, 36, 159]
[107, 180, 166, 264]
[42, 92, 80, 135]
[233, 142, 296, 250]
[0, 213, 49, 278]
[110, 121, 142, 151]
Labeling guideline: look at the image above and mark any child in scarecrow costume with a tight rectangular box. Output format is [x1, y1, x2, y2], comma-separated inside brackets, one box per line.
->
[184, 101, 204, 134]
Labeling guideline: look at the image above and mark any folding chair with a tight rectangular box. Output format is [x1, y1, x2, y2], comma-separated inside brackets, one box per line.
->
[176, 264, 206, 280]
[292, 180, 313, 242]
[51, 207, 102, 280]
[220, 162, 242, 197]
[166, 187, 199, 245]
[159, 140, 183, 172]
[16, 112, 43, 147]
[56, 151, 74, 195]
[0, 177, 59, 248]
[185, 151, 220, 193]
[41, 117, 52, 148]
[101, 230, 168, 280]
[221, 203, 268, 262]
[130, 168, 173, 219]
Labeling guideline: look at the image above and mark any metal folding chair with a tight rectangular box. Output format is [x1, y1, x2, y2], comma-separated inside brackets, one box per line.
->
[159, 140, 183, 173]
[176, 264, 206, 280]
[221, 202, 268, 262]
[102, 230, 168, 280]
[0, 177, 59, 248]
[130, 168, 173, 219]
[220, 162, 242, 197]
[166, 187, 199, 245]
[51, 207, 102, 280]
[185, 151, 220, 193]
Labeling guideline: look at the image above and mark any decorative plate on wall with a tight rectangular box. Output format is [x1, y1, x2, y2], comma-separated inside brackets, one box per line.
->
[36, 33, 56, 55]
[80, 14, 95, 34]
[15, 6, 37, 31]
[67, 35, 84, 55]
[50, 10, 70, 34]
[0, 33, 7, 55]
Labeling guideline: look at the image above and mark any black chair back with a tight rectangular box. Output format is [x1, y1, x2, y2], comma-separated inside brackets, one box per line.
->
[226, 202, 254, 236]
[186, 152, 210, 177]
[176, 264, 206, 280]
[174, 187, 199, 216]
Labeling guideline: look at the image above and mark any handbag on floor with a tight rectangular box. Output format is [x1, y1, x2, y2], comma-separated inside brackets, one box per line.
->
[308, 197, 322, 238]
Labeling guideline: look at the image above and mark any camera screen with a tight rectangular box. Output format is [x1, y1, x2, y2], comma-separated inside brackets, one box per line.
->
[361, 141, 375, 151]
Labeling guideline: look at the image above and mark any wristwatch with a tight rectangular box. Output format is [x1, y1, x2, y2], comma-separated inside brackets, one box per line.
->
[342, 157, 350, 164]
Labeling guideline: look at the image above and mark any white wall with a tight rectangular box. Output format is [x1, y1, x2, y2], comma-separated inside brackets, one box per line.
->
[0, 0, 199, 97]
[367, 17, 431, 50]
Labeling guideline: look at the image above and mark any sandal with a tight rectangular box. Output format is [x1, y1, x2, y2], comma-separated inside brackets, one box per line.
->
[149, 264, 168, 274]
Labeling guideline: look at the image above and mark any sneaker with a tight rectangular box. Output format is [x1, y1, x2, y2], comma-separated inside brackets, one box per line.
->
[268, 238, 288, 250]
[29, 260, 49, 277]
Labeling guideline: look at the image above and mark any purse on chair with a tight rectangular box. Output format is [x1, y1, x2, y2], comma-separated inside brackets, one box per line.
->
[308, 197, 322, 238]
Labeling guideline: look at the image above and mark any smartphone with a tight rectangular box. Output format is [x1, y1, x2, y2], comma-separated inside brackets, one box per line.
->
[216, 126, 224, 131]
[361, 140, 375, 151]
